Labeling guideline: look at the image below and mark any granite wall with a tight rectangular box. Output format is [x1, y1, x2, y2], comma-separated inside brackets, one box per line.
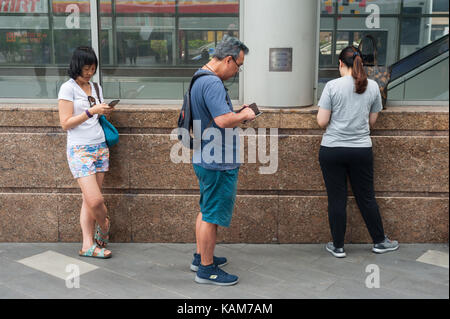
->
[0, 105, 448, 243]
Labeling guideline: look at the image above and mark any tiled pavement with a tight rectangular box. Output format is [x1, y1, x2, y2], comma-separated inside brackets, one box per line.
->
[0, 243, 448, 299]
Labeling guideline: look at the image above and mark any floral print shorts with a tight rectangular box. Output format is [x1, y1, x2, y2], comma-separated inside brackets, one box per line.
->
[67, 142, 109, 179]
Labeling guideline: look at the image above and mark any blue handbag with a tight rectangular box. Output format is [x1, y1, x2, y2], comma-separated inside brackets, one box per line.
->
[98, 114, 119, 147]
[93, 83, 119, 147]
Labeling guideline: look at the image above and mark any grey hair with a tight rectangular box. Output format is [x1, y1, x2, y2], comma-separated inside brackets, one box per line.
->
[213, 35, 249, 60]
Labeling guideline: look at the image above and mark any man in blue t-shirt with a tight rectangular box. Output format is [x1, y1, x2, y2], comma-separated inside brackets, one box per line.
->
[189, 36, 255, 286]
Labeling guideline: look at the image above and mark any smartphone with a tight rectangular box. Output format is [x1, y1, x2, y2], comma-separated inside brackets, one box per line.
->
[236, 106, 247, 113]
[237, 103, 262, 117]
[248, 103, 263, 118]
[108, 99, 120, 107]
[242, 103, 263, 124]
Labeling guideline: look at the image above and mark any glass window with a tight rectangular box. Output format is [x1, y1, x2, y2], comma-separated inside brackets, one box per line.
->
[178, 0, 239, 14]
[100, 0, 240, 100]
[0, 0, 240, 100]
[53, 1, 91, 64]
[337, 0, 401, 15]
[0, 0, 91, 99]
[400, 16, 449, 58]
[115, 0, 175, 14]
[318, 0, 449, 102]
[403, 0, 448, 15]
[337, 17, 399, 66]
[0, 16, 50, 65]
[0, 0, 48, 13]
[320, 0, 335, 15]
[319, 17, 334, 67]
[0, 0, 49, 66]
[432, 0, 450, 14]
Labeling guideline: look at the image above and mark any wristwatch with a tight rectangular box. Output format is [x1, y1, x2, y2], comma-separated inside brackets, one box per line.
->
[85, 109, 93, 118]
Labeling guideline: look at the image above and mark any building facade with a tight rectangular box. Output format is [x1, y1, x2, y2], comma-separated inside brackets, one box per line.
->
[0, 0, 448, 104]
[0, 1, 448, 244]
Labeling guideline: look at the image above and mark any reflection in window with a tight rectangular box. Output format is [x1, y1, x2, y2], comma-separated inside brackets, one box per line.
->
[432, 0, 449, 14]
[338, 0, 401, 15]
[114, 16, 175, 66]
[318, 0, 449, 102]
[0, 0, 48, 13]
[178, 0, 239, 14]
[0, 0, 91, 99]
[0, 0, 49, 66]
[400, 17, 449, 58]
[52, 1, 91, 64]
[99, 0, 240, 100]
[319, 31, 333, 66]
[115, 0, 175, 14]
[0, 17, 50, 65]
[320, 0, 335, 15]
[178, 19, 239, 66]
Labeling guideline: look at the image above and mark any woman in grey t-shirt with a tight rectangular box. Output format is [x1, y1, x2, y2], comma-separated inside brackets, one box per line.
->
[317, 46, 399, 258]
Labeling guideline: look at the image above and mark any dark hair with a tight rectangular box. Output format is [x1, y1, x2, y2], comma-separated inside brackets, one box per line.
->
[213, 35, 249, 60]
[68, 46, 98, 80]
[338, 46, 368, 94]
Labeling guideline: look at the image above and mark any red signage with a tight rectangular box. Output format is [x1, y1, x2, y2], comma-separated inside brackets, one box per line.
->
[6, 31, 48, 43]
[0, 0, 43, 12]
[0, 0, 238, 14]
[178, 0, 238, 14]
[113, 1, 175, 14]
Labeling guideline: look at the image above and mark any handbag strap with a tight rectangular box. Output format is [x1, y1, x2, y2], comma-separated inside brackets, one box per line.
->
[92, 82, 103, 104]
[358, 35, 378, 66]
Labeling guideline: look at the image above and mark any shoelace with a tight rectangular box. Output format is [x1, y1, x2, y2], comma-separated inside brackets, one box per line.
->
[213, 265, 232, 278]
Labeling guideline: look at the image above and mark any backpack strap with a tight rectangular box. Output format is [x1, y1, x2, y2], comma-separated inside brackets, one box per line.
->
[189, 72, 212, 92]
[188, 72, 217, 130]
[92, 82, 103, 104]
[191, 71, 232, 108]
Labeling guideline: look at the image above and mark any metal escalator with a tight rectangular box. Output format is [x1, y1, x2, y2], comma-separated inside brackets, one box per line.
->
[390, 34, 449, 82]
[388, 34, 449, 102]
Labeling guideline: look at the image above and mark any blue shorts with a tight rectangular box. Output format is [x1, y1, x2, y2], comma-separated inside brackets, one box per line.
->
[193, 165, 239, 228]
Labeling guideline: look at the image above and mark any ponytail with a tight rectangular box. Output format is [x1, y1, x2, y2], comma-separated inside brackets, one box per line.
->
[339, 46, 368, 94]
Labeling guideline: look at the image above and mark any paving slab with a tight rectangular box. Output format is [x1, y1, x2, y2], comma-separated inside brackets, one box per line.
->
[416, 250, 449, 269]
[17, 251, 99, 280]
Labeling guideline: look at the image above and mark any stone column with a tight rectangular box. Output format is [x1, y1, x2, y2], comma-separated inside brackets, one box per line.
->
[241, 0, 319, 107]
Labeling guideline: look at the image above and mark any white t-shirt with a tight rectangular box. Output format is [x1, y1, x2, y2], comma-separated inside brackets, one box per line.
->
[58, 78, 106, 146]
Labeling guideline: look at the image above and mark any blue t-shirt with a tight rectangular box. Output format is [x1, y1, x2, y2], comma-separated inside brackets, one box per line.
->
[191, 69, 240, 171]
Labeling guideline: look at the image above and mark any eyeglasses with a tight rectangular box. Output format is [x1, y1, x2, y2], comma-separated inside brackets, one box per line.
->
[231, 56, 244, 72]
[87, 96, 96, 108]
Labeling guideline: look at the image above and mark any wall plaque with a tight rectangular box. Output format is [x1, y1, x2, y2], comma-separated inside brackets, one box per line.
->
[269, 48, 293, 72]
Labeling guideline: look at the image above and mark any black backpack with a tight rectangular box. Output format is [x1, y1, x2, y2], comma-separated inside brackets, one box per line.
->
[177, 72, 214, 149]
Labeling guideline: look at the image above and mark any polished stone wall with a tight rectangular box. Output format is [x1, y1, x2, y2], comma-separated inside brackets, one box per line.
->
[0, 105, 448, 243]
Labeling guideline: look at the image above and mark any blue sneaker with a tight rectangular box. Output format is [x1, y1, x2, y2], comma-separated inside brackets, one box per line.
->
[190, 253, 228, 272]
[195, 264, 238, 286]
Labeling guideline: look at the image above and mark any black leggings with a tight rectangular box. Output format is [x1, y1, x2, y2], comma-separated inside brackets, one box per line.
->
[319, 146, 386, 248]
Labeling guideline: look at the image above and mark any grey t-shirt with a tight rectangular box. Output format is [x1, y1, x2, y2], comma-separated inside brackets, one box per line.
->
[318, 75, 383, 148]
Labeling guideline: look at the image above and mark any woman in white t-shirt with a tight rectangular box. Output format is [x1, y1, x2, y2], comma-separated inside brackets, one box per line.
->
[58, 46, 114, 259]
